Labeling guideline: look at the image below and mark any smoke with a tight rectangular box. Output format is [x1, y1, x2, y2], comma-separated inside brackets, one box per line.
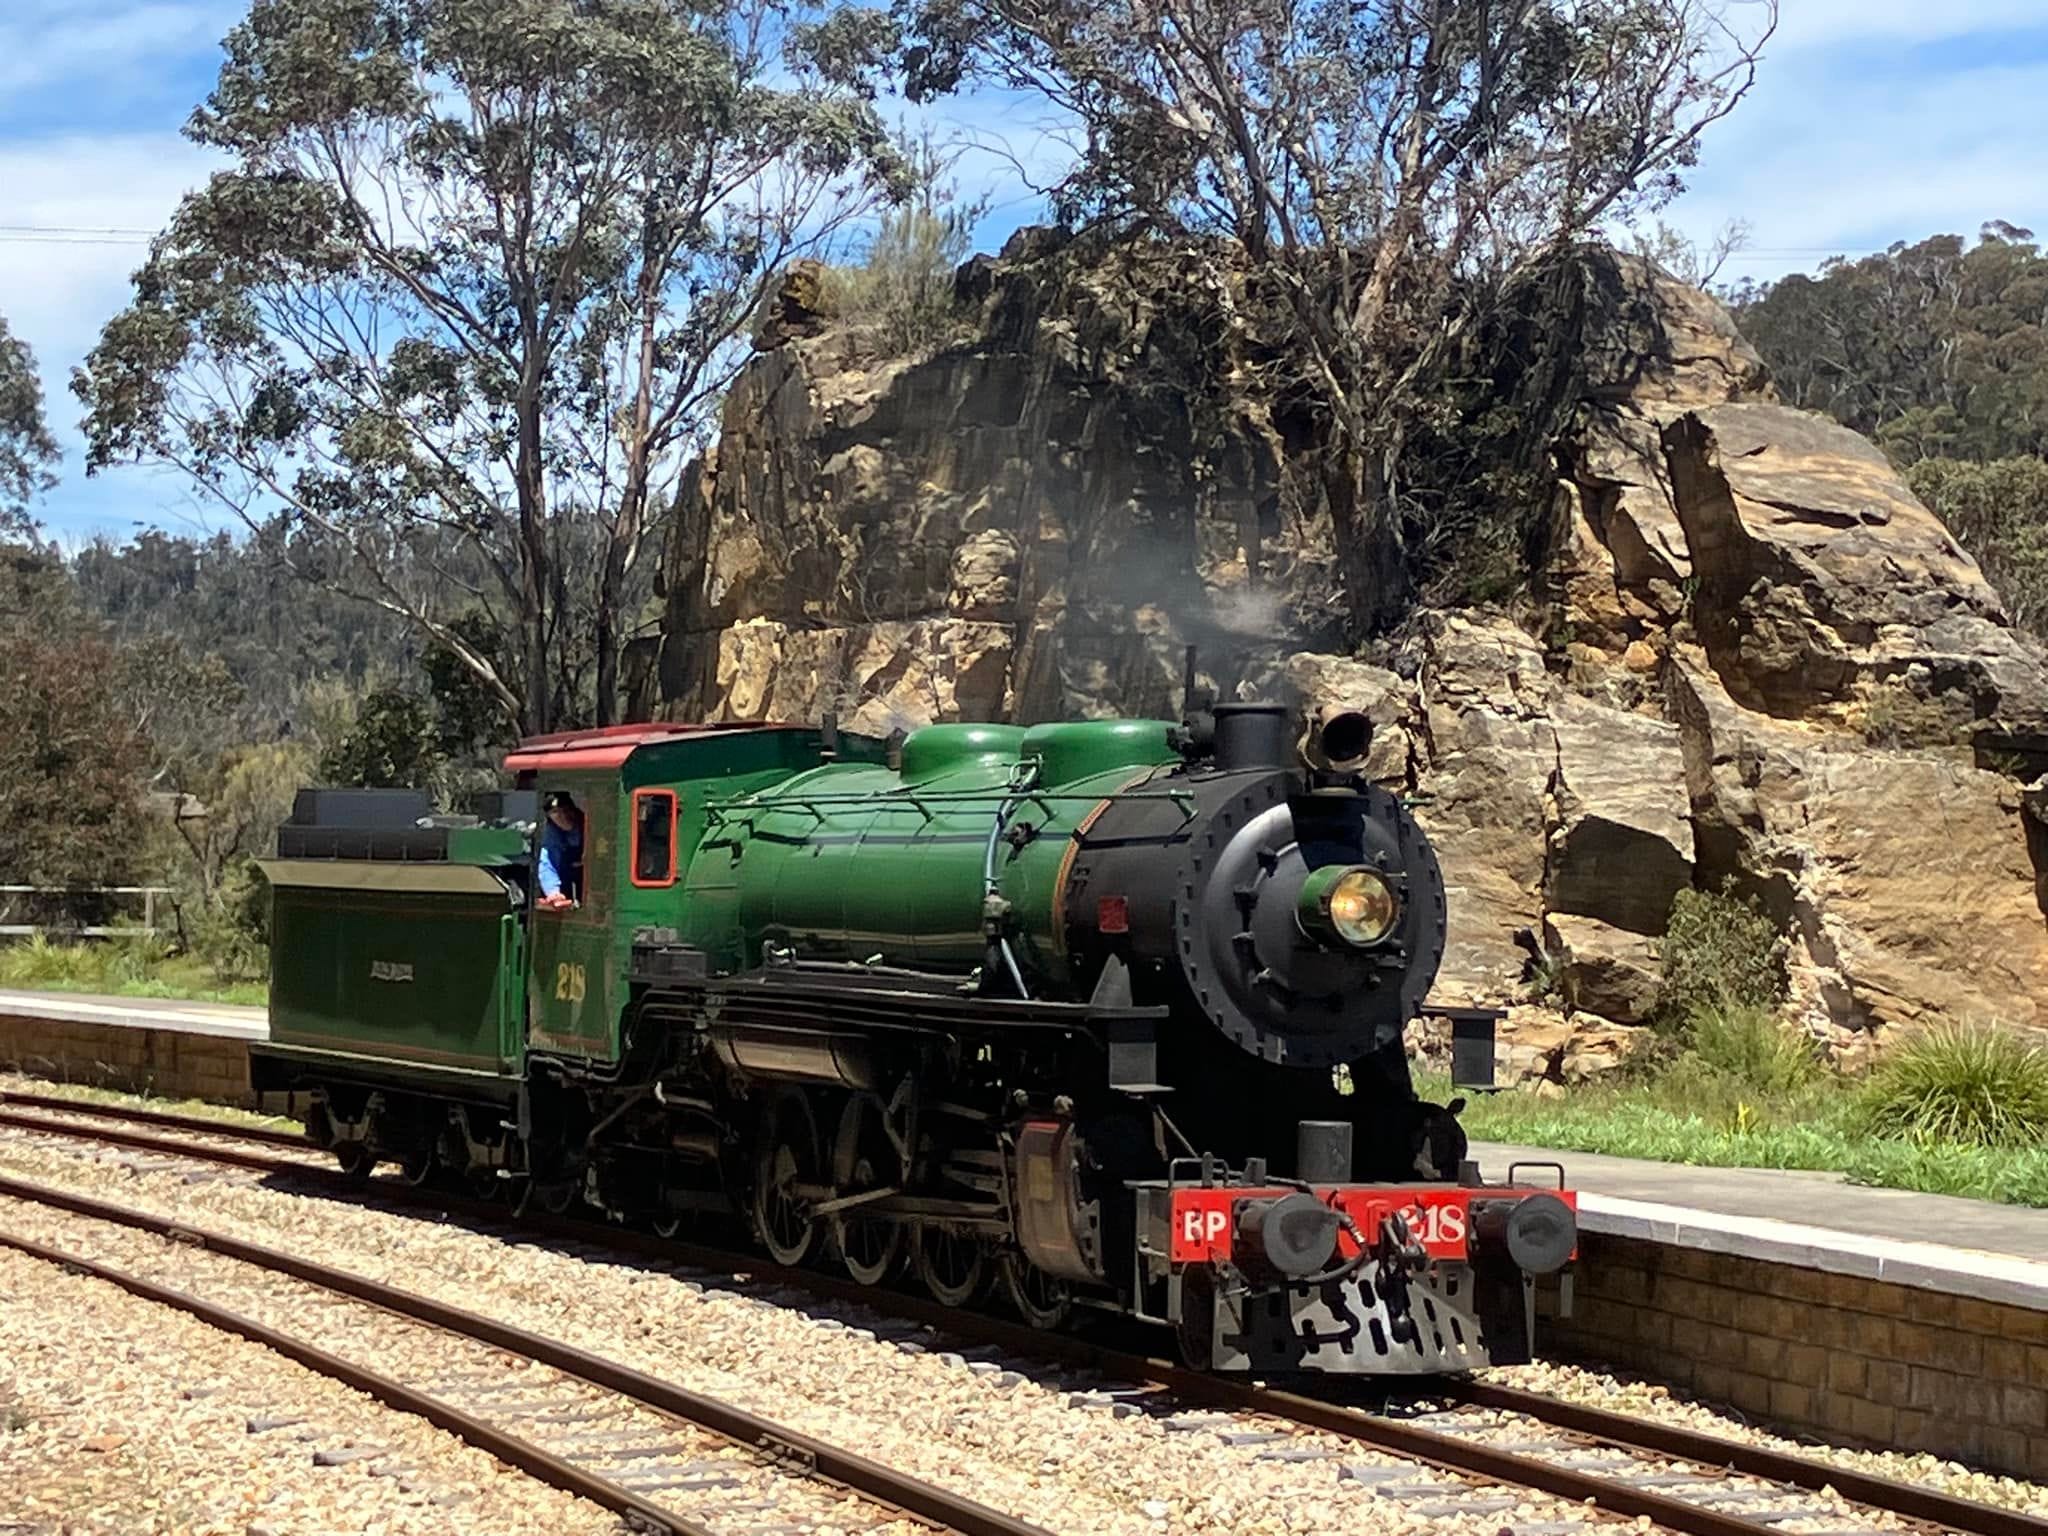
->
[1208, 585, 1290, 639]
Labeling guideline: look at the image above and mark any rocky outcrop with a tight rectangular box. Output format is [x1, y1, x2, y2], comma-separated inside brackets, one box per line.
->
[659, 242, 2048, 1056]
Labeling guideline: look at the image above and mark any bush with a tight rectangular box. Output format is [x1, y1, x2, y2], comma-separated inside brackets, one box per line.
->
[1687, 1003, 1820, 1094]
[1855, 1024, 2048, 1148]
[188, 860, 270, 983]
[1656, 884, 1785, 1028]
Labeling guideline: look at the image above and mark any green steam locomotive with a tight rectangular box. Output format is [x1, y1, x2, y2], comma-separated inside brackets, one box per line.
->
[252, 701, 1576, 1374]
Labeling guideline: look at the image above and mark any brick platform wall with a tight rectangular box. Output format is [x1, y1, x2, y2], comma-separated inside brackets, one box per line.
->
[0, 1012, 254, 1107]
[1550, 1231, 2048, 1480]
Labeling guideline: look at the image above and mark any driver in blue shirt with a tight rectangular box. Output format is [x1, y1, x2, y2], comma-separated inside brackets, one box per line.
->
[537, 791, 584, 909]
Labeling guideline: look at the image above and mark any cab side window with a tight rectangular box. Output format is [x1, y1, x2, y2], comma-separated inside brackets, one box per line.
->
[632, 789, 678, 887]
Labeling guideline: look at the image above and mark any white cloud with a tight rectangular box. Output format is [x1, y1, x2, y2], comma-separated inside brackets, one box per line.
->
[1769, 0, 2048, 50]
[0, 2, 234, 97]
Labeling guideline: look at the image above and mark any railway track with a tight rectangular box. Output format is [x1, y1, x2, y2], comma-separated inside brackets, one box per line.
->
[2, 1087, 2043, 1536]
[0, 1164, 1048, 1536]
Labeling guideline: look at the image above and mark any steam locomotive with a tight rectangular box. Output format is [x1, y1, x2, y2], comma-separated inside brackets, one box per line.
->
[251, 698, 1576, 1374]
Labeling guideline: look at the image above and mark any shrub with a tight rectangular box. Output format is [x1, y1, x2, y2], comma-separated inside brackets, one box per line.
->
[1855, 1024, 2048, 1148]
[1687, 1003, 1820, 1094]
[189, 860, 270, 984]
[1656, 884, 1785, 1028]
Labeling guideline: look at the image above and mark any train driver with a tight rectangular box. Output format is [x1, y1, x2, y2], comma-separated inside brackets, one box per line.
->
[537, 791, 585, 910]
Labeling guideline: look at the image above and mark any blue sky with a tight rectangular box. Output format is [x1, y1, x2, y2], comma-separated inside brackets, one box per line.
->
[4, 0, 2045, 543]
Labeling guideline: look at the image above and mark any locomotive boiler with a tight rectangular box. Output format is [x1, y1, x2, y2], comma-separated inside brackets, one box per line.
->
[252, 699, 1577, 1374]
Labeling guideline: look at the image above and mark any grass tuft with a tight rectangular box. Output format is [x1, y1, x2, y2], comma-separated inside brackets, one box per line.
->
[1687, 1004, 1821, 1095]
[1854, 1024, 2048, 1148]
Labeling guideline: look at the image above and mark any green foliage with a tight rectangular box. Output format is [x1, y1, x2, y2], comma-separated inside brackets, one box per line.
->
[1859, 682, 1965, 750]
[187, 859, 271, 984]
[1732, 224, 2048, 468]
[0, 312, 58, 537]
[71, 526, 436, 742]
[1656, 885, 1786, 1027]
[1908, 457, 2048, 635]
[318, 688, 442, 789]
[1855, 1025, 2048, 1148]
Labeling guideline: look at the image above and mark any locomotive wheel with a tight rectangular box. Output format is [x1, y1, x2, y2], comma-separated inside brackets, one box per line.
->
[399, 1147, 435, 1187]
[652, 1212, 684, 1239]
[752, 1089, 823, 1267]
[334, 1141, 375, 1180]
[913, 1226, 987, 1307]
[831, 1093, 905, 1287]
[1174, 1266, 1218, 1370]
[999, 1252, 1073, 1330]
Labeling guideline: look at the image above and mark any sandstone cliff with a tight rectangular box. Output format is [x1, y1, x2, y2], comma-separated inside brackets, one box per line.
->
[656, 239, 2048, 1061]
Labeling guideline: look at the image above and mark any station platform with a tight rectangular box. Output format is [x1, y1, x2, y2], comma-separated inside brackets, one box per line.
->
[0, 988, 268, 1041]
[0, 987, 266, 1104]
[1476, 1138, 2048, 1303]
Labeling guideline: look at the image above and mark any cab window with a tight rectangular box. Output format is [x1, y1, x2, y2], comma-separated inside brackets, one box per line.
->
[632, 789, 678, 887]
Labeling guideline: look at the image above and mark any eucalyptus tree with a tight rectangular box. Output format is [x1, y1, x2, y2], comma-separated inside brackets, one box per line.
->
[79, 0, 906, 732]
[0, 313, 58, 538]
[905, 0, 1775, 631]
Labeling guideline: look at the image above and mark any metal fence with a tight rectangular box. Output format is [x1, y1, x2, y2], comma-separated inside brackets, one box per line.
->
[0, 886, 173, 939]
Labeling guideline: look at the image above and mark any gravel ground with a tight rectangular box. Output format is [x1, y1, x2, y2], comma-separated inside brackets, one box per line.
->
[0, 1243, 631, 1536]
[3, 1101, 2046, 1531]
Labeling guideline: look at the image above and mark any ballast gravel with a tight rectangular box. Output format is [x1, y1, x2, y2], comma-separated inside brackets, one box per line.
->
[1489, 1357, 2048, 1520]
[0, 1243, 630, 1536]
[3, 1082, 2046, 1529]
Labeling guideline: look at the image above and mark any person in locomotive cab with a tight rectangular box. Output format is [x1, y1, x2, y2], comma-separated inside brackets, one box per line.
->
[536, 792, 584, 909]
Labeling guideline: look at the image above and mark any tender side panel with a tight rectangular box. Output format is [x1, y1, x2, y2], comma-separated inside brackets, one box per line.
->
[263, 860, 522, 1075]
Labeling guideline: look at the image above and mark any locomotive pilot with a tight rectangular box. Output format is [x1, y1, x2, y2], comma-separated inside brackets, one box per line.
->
[537, 791, 585, 909]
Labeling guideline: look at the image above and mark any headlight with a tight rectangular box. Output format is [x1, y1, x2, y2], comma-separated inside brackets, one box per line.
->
[1297, 865, 1400, 947]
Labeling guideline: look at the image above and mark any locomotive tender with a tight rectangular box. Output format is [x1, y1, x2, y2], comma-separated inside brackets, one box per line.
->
[252, 700, 1577, 1373]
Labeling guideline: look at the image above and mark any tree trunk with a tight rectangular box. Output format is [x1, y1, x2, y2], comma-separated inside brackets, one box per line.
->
[595, 280, 663, 727]
[515, 388, 551, 737]
[1325, 443, 1410, 641]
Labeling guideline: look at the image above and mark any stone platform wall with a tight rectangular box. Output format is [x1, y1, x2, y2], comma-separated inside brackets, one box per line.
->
[0, 1010, 255, 1107]
[1550, 1232, 2048, 1480]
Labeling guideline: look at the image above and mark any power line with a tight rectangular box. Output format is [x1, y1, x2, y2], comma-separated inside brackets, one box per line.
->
[0, 223, 154, 246]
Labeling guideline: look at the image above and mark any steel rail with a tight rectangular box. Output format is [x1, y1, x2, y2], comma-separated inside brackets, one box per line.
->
[0, 1087, 310, 1149]
[0, 1104, 313, 1171]
[6, 1097, 2045, 1536]
[0, 1226, 721, 1536]
[1448, 1379, 2048, 1536]
[0, 1169, 1049, 1536]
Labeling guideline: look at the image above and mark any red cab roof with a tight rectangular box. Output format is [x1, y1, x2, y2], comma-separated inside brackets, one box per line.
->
[503, 721, 795, 773]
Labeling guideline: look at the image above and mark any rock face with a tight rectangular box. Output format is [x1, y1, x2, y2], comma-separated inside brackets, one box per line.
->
[660, 244, 2048, 1058]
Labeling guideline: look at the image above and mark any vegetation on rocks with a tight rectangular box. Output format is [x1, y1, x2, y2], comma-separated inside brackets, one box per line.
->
[1655, 886, 1787, 1032]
